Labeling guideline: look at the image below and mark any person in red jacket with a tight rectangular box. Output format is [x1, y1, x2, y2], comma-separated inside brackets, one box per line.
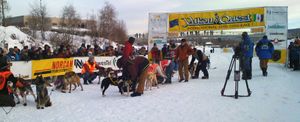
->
[122, 37, 135, 80]
[151, 43, 160, 63]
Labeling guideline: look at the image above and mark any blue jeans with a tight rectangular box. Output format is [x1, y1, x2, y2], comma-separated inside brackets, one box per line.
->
[83, 72, 97, 83]
[165, 61, 175, 82]
[173, 61, 178, 71]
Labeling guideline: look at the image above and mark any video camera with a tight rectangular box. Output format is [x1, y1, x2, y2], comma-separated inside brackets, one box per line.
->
[233, 45, 243, 58]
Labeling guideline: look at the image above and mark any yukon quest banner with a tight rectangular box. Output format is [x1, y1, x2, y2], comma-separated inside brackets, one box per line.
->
[32, 58, 73, 78]
[169, 7, 265, 32]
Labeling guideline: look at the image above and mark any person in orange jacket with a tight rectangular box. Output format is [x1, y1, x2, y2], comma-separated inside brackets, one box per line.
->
[0, 48, 17, 107]
[81, 56, 102, 85]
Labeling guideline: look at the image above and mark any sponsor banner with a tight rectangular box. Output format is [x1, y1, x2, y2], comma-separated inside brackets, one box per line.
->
[11, 61, 32, 79]
[32, 58, 74, 78]
[169, 7, 265, 32]
[148, 13, 168, 50]
[73, 56, 120, 73]
[265, 7, 288, 41]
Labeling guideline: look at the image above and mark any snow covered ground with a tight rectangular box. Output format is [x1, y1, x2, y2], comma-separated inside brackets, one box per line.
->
[1, 48, 300, 122]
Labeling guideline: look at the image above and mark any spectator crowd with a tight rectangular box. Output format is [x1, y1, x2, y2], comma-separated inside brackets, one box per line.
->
[3, 43, 149, 62]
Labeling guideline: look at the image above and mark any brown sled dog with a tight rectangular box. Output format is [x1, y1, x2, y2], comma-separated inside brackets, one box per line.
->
[64, 71, 83, 93]
[13, 77, 37, 106]
[35, 75, 52, 109]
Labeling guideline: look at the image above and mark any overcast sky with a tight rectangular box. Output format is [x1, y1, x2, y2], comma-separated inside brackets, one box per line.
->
[8, 0, 300, 34]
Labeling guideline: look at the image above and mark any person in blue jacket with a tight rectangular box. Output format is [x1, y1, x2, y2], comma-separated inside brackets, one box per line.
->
[240, 32, 254, 80]
[255, 35, 274, 76]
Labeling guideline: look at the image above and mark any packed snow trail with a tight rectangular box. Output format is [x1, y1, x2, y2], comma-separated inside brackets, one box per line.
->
[1, 49, 300, 122]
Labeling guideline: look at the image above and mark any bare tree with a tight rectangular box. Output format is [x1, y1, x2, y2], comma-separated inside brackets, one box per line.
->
[27, 1, 51, 39]
[61, 4, 81, 32]
[0, 0, 9, 26]
[112, 20, 127, 44]
[86, 13, 98, 39]
[98, 2, 117, 41]
[49, 32, 73, 49]
[60, 4, 81, 43]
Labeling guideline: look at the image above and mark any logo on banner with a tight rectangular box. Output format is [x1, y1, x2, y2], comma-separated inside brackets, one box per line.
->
[169, 19, 179, 28]
[98, 60, 112, 66]
[268, 24, 285, 29]
[74, 59, 84, 69]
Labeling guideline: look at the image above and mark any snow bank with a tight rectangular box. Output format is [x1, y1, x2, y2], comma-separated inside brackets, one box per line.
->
[0, 26, 36, 49]
[0, 26, 119, 51]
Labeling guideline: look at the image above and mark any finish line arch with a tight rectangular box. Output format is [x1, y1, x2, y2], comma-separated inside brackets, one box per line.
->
[148, 6, 288, 63]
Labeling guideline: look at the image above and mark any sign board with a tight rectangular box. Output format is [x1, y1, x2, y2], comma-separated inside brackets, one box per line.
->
[148, 13, 168, 50]
[31, 58, 74, 78]
[11, 56, 121, 79]
[265, 7, 288, 41]
[168, 7, 265, 32]
[10, 61, 32, 79]
[73, 56, 120, 73]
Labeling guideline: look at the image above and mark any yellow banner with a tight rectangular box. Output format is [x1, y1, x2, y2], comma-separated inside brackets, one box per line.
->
[169, 7, 265, 32]
[32, 58, 74, 78]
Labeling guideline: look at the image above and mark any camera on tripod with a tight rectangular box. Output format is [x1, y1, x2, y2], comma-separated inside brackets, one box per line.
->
[233, 45, 242, 59]
[220, 47, 251, 99]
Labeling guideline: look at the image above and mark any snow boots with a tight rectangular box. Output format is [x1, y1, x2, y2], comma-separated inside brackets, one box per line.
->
[262, 68, 268, 76]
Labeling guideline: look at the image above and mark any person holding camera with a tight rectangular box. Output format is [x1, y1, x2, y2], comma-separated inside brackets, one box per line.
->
[240, 32, 254, 80]
[255, 35, 274, 76]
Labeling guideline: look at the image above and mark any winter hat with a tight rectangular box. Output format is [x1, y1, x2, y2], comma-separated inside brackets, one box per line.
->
[263, 35, 268, 39]
[128, 37, 135, 44]
[242, 32, 248, 38]
[88, 55, 94, 61]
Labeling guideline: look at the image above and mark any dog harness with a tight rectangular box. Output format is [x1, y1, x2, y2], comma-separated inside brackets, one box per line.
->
[0, 71, 13, 93]
[148, 63, 159, 74]
[0, 71, 12, 90]
[109, 77, 119, 86]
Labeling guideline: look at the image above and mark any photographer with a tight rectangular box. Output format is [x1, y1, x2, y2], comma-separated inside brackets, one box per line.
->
[239, 32, 254, 80]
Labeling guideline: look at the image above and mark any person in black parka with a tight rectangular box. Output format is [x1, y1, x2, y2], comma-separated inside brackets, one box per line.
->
[189, 48, 209, 79]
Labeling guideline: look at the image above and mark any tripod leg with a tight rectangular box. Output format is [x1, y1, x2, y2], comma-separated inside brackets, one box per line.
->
[235, 80, 238, 99]
[244, 79, 252, 96]
[221, 57, 235, 96]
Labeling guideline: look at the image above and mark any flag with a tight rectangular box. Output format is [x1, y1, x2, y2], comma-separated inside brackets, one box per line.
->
[253, 14, 264, 22]
[169, 19, 179, 28]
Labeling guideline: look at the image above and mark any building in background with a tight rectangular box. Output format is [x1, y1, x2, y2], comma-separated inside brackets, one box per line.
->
[5, 15, 93, 29]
